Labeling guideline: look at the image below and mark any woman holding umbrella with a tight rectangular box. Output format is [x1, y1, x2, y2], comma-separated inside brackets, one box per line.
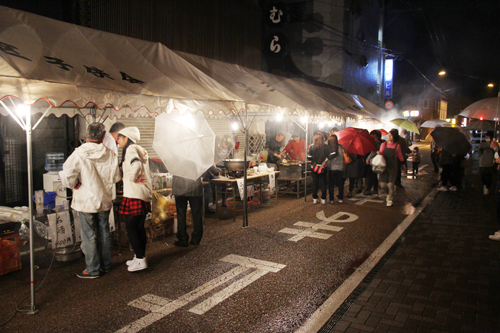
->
[377, 129, 406, 206]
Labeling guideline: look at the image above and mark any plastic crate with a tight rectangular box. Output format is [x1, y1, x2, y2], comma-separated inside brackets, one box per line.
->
[0, 233, 22, 276]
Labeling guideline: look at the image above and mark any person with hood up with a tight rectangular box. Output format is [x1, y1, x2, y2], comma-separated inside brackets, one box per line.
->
[117, 127, 153, 272]
[59, 122, 121, 279]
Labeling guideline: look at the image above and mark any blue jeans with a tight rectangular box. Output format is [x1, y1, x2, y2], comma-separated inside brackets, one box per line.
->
[79, 211, 112, 275]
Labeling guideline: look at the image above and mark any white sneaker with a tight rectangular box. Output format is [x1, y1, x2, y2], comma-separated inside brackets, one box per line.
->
[321, 199, 326, 205]
[449, 186, 457, 192]
[489, 233, 500, 241]
[126, 255, 137, 266]
[484, 186, 489, 195]
[128, 257, 147, 272]
[386, 200, 393, 207]
[313, 199, 318, 204]
[437, 186, 448, 191]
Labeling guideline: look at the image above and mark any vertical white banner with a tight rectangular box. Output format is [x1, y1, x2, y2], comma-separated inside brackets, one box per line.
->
[72, 210, 82, 243]
[47, 213, 57, 249]
[268, 173, 275, 194]
[236, 178, 245, 200]
[47, 211, 73, 248]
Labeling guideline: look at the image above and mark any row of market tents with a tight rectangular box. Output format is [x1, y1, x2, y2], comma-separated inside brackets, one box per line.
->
[0, 5, 386, 124]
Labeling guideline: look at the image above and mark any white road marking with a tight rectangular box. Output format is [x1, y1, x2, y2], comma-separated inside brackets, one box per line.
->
[116, 255, 285, 333]
[279, 211, 358, 242]
[189, 269, 269, 314]
[348, 193, 384, 205]
[220, 254, 286, 273]
[129, 294, 172, 313]
[418, 164, 429, 171]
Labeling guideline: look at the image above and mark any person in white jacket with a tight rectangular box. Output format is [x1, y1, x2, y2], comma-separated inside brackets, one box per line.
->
[59, 122, 121, 279]
[116, 127, 152, 272]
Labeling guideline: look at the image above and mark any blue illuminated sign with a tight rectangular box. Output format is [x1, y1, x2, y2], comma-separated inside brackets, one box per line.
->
[384, 58, 393, 99]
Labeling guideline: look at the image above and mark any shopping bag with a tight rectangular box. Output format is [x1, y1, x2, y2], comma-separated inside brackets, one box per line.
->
[313, 164, 324, 174]
[343, 152, 353, 165]
[371, 154, 386, 173]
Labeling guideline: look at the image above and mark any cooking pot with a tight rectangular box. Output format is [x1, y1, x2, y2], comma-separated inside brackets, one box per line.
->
[223, 159, 250, 171]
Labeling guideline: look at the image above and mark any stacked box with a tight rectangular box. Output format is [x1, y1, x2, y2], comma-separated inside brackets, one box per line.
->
[0, 233, 22, 275]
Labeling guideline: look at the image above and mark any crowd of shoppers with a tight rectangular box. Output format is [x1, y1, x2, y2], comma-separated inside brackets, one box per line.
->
[60, 122, 207, 278]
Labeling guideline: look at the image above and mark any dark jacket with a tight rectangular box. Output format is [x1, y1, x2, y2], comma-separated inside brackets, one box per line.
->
[307, 144, 335, 166]
[343, 154, 365, 178]
[172, 175, 203, 197]
[438, 149, 454, 166]
[267, 137, 283, 164]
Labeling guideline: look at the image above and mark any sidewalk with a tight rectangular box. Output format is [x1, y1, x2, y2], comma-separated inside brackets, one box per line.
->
[319, 174, 500, 332]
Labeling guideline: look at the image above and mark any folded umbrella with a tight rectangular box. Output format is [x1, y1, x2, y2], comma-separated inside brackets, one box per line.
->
[336, 127, 377, 155]
[430, 127, 472, 155]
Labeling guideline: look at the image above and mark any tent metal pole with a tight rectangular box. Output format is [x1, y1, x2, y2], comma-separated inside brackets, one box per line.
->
[242, 104, 248, 228]
[304, 121, 308, 203]
[25, 108, 38, 315]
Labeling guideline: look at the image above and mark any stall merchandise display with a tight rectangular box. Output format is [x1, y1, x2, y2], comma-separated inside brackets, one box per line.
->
[151, 191, 176, 226]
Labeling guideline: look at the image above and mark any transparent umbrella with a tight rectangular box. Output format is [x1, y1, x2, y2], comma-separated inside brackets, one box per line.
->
[350, 118, 390, 132]
[459, 97, 500, 120]
[153, 111, 216, 180]
[421, 119, 452, 128]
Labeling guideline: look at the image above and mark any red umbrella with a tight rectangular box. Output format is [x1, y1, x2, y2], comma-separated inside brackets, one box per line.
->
[376, 128, 389, 136]
[336, 127, 377, 155]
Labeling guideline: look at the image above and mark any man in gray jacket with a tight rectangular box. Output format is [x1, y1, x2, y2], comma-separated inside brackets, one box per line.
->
[59, 122, 121, 278]
[172, 174, 204, 247]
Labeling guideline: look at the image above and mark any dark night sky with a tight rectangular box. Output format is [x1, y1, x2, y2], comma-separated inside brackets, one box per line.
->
[1, 0, 498, 112]
[385, 0, 500, 108]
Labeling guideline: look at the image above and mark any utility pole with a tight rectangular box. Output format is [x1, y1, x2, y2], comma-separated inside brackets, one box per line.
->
[377, 0, 385, 106]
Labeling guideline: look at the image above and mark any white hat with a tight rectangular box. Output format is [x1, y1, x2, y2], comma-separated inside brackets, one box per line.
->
[118, 127, 140, 143]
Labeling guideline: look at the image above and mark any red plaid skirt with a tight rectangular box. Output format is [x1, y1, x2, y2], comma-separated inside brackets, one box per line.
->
[119, 197, 151, 215]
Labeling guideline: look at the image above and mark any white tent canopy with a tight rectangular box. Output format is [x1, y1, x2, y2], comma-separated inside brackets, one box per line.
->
[0, 5, 244, 116]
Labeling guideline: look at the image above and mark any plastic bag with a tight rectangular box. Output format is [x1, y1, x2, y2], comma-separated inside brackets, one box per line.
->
[371, 154, 386, 174]
[151, 192, 176, 226]
[18, 222, 29, 240]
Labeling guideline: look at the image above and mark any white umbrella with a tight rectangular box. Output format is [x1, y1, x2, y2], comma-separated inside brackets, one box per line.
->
[421, 119, 452, 128]
[459, 97, 500, 120]
[153, 110, 216, 180]
[349, 118, 390, 132]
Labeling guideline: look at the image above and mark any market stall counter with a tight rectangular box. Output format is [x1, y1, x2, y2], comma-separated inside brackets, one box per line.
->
[211, 170, 280, 221]
[277, 161, 311, 198]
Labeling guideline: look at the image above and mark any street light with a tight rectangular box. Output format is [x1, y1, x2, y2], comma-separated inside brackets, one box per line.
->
[438, 70, 446, 76]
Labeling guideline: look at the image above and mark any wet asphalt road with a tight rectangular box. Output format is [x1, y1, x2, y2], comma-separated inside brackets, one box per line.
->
[0, 143, 437, 333]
